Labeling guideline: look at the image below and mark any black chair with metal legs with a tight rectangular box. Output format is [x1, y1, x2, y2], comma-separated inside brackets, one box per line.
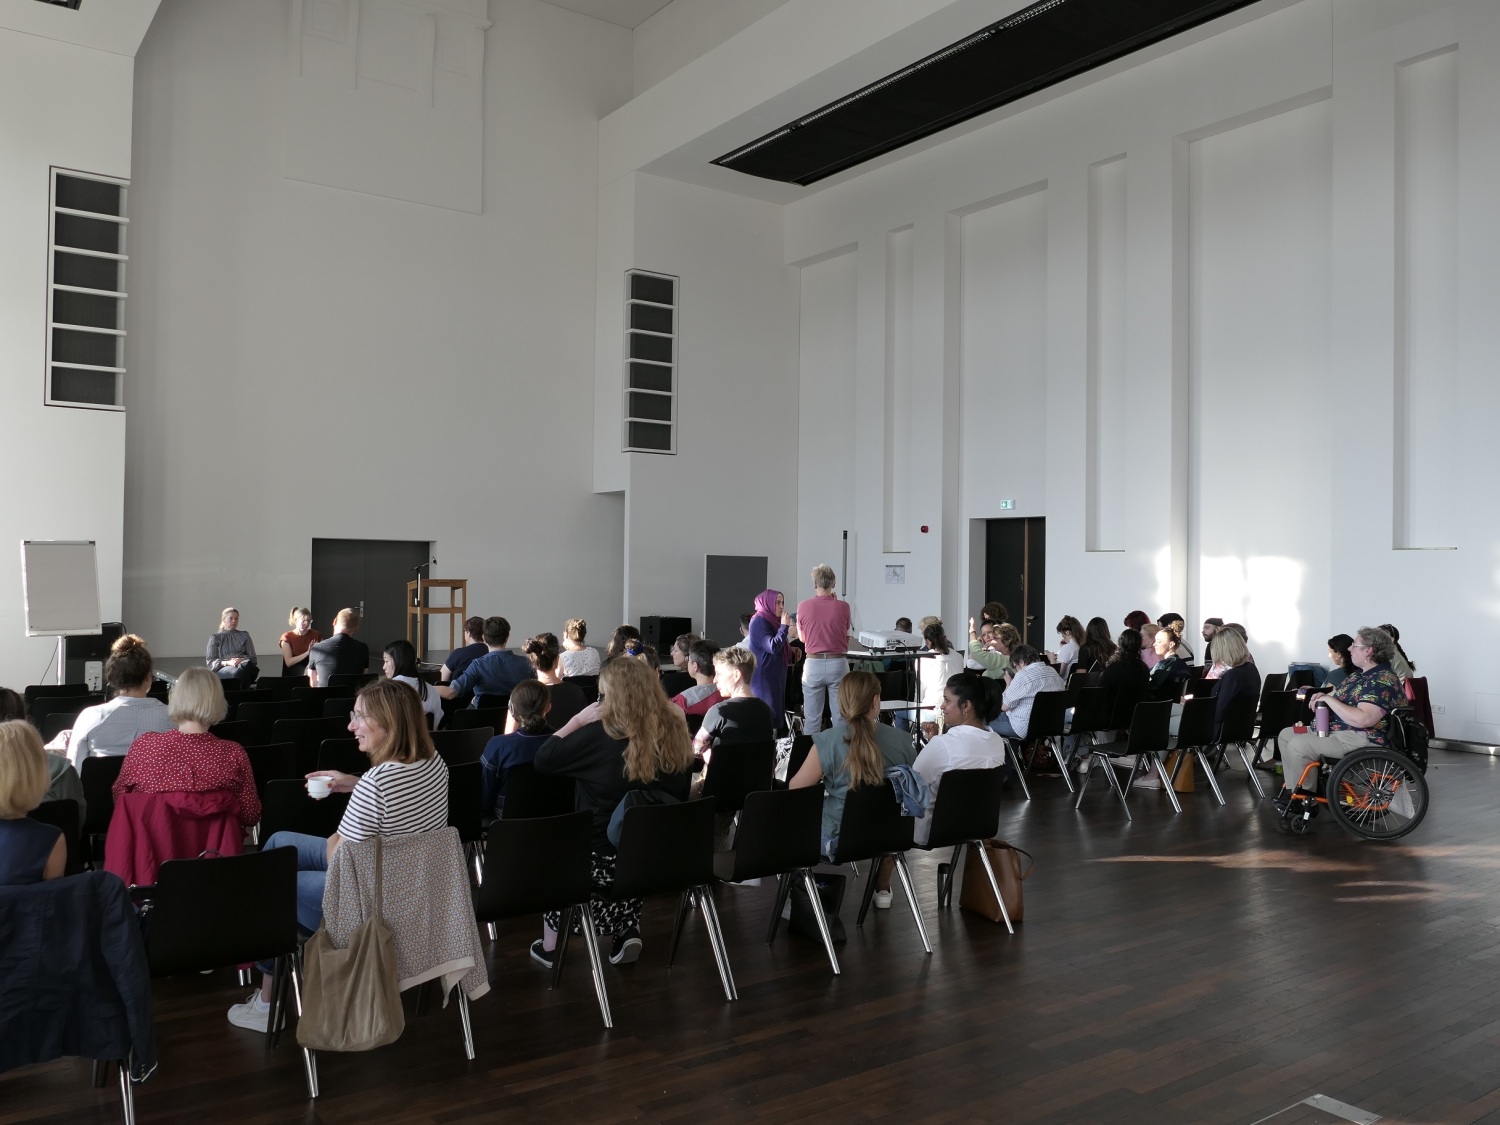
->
[920, 767, 1013, 933]
[500, 763, 576, 819]
[1253, 690, 1297, 771]
[1211, 694, 1264, 800]
[717, 786, 839, 975]
[273, 717, 355, 775]
[830, 781, 931, 955]
[137, 847, 316, 1097]
[447, 707, 507, 733]
[701, 740, 774, 815]
[473, 811, 612, 1028]
[1167, 696, 1223, 804]
[1076, 699, 1174, 819]
[609, 797, 737, 1002]
[79, 755, 126, 867]
[1015, 689, 1074, 798]
[431, 727, 492, 766]
[315, 738, 367, 775]
[446, 760, 485, 880]
[1064, 686, 1114, 778]
[258, 780, 349, 840]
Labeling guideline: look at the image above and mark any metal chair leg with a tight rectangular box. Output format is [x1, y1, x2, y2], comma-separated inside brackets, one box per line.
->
[696, 885, 739, 1001]
[855, 858, 880, 926]
[891, 853, 932, 954]
[118, 1059, 136, 1125]
[766, 872, 794, 945]
[1199, 751, 1226, 805]
[577, 903, 613, 1029]
[938, 844, 963, 908]
[551, 906, 573, 990]
[1052, 739, 1076, 794]
[972, 838, 1015, 934]
[668, 889, 693, 966]
[1075, 753, 1099, 808]
[1103, 753, 1133, 820]
[1238, 743, 1267, 800]
[799, 870, 841, 975]
[456, 989, 475, 1061]
[1009, 747, 1033, 801]
[1153, 754, 1183, 814]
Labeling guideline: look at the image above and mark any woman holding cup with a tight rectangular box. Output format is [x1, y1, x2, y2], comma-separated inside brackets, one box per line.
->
[227, 678, 447, 1033]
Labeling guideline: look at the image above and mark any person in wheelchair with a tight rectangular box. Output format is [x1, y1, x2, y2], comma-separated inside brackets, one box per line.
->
[1272, 626, 1405, 813]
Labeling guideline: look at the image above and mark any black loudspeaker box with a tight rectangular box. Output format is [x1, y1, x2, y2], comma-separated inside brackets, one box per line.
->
[640, 615, 693, 655]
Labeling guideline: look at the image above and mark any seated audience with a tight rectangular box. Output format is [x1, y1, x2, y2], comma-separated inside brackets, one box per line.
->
[1139, 621, 1162, 669]
[437, 616, 535, 707]
[523, 633, 587, 728]
[1075, 616, 1117, 675]
[1054, 616, 1084, 669]
[479, 679, 552, 817]
[966, 620, 1019, 680]
[1323, 633, 1356, 689]
[278, 606, 322, 678]
[1095, 630, 1150, 693]
[1157, 612, 1194, 660]
[229, 678, 447, 1031]
[604, 624, 644, 662]
[206, 606, 258, 685]
[1123, 610, 1152, 632]
[113, 668, 260, 829]
[894, 616, 914, 634]
[66, 634, 173, 768]
[382, 639, 444, 731]
[990, 645, 1064, 742]
[441, 616, 489, 684]
[913, 672, 1006, 846]
[559, 618, 601, 677]
[0, 720, 67, 885]
[980, 602, 1010, 627]
[306, 608, 370, 686]
[1206, 627, 1260, 737]
[1204, 622, 1253, 679]
[1379, 623, 1416, 681]
[2, 689, 86, 820]
[737, 613, 754, 646]
[533, 656, 693, 967]
[1273, 627, 1404, 812]
[695, 647, 775, 754]
[670, 639, 721, 716]
[790, 670, 918, 859]
[917, 620, 965, 733]
[1201, 617, 1224, 665]
[1148, 622, 1192, 690]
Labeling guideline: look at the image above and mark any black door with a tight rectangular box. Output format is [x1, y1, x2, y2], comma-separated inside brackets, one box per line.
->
[984, 518, 1046, 647]
[310, 539, 432, 661]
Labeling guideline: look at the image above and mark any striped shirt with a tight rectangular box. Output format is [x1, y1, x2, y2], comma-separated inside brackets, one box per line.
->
[206, 629, 257, 670]
[337, 755, 448, 843]
[69, 695, 175, 769]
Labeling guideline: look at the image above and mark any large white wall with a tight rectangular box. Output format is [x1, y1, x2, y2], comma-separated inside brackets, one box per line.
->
[780, 0, 1500, 741]
[0, 28, 134, 688]
[123, 0, 634, 660]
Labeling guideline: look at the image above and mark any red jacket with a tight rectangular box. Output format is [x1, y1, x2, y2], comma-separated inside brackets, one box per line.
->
[103, 790, 244, 887]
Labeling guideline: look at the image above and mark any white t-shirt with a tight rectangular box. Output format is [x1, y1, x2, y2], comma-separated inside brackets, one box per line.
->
[918, 649, 966, 712]
[393, 675, 445, 731]
[911, 725, 1006, 845]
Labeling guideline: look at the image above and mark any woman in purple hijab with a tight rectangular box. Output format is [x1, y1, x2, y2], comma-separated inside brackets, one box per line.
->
[746, 589, 794, 733]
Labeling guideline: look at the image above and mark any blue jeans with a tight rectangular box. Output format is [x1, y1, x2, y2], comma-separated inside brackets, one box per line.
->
[801, 657, 849, 734]
[990, 712, 1022, 740]
[262, 831, 328, 934]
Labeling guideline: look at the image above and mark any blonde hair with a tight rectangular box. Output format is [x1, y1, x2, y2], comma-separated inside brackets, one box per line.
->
[169, 667, 229, 727]
[356, 678, 435, 766]
[218, 606, 239, 630]
[599, 657, 693, 783]
[0, 720, 49, 819]
[811, 564, 836, 591]
[712, 646, 756, 683]
[833, 671, 884, 789]
[288, 606, 312, 627]
[334, 607, 361, 632]
[1211, 627, 1250, 668]
[994, 623, 1022, 650]
[564, 618, 587, 643]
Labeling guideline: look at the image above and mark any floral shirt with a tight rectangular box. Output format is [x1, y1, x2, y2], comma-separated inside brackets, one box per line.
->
[1329, 663, 1404, 746]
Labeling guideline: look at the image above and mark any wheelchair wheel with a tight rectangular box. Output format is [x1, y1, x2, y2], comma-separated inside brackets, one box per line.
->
[1326, 748, 1428, 841]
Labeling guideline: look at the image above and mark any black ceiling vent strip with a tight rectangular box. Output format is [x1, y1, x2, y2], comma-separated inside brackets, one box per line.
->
[34, 0, 83, 9]
[714, 0, 1261, 186]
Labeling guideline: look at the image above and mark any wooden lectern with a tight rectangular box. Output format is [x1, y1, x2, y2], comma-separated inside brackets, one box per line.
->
[406, 578, 468, 656]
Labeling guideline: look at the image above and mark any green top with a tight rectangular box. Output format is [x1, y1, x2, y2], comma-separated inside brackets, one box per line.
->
[967, 638, 1010, 679]
[813, 722, 918, 846]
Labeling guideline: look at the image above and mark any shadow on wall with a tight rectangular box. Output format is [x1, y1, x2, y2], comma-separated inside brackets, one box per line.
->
[1199, 555, 1305, 659]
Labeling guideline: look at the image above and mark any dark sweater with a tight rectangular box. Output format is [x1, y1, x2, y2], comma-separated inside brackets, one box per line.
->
[1095, 656, 1149, 694]
[533, 721, 690, 850]
[1214, 662, 1262, 728]
[1148, 654, 1191, 690]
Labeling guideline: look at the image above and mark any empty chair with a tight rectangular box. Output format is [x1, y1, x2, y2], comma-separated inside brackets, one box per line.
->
[829, 780, 930, 955]
[28, 799, 83, 876]
[327, 673, 378, 692]
[718, 786, 839, 974]
[272, 717, 355, 775]
[1213, 694, 1264, 801]
[499, 763, 575, 820]
[136, 848, 315, 1096]
[446, 708, 506, 733]
[257, 677, 300, 702]
[1254, 691, 1297, 768]
[258, 779, 349, 840]
[222, 688, 272, 720]
[784, 733, 814, 785]
[245, 743, 299, 802]
[918, 767, 1013, 933]
[238, 699, 316, 746]
[473, 811, 612, 1027]
[32, 694, 103, 737]
[447, 760, 485, 872]
[608, 796, 737, 1001]
[700, 740, 774, 815]
[22, 682, 91, 707]
[1076, 699, 1174, 820]
[1286, 668, 1317, 691]
[316, 738, 367, 775]
[1064, 686, 1115, 787]
[1260, 672, 1288, 698]
[431, 727, 491, 766]
[320, 697, 356, 721]
[474, 693, 510, 713]
[79, 755, 126, 865]
[209, 719, 251, 744]
[1166, 696, 1222, 804]
[291, 686, 343, 706]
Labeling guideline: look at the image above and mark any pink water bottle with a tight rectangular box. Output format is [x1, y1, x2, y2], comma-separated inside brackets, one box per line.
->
[1314, 700, 1331, 736]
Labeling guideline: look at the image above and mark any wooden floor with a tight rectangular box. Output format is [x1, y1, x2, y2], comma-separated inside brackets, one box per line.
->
[6, 750, 1500, 1125]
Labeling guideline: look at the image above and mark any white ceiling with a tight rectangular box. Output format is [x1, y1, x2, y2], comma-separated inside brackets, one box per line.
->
[538, 0, 674, 29]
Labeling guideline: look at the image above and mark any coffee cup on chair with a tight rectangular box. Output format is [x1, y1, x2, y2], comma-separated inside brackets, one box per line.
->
[307, 776, 332, 800]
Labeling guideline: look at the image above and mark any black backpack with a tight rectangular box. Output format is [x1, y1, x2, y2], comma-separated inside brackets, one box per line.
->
[1387, 706, 1429, 774]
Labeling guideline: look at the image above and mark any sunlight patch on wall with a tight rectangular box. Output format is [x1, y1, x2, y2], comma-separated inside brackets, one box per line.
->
[1200, 555, 1304, 651]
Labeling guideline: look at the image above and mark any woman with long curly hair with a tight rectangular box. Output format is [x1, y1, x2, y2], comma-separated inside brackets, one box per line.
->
[532, 656, 693, 968]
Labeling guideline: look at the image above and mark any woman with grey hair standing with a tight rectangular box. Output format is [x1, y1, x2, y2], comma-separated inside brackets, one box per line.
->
[1271, 626, 1405, 813]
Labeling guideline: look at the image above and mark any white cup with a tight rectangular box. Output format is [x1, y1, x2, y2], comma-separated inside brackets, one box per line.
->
[307, 776, 332, 800]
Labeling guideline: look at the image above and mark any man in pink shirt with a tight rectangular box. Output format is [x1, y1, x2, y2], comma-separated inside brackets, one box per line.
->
[796, 564, 853, 734]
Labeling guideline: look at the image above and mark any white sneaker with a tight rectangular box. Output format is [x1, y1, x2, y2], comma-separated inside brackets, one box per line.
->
[872, 889, 893, 910]
[1132, 773, 1163, 790]
[227, 992, 271, 1033]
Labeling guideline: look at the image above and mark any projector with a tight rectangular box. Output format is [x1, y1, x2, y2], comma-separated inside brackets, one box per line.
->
[858, 630, 922, 651]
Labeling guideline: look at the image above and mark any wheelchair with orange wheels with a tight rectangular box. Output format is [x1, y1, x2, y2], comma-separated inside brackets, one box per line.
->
[1273, 709, 1430, 841]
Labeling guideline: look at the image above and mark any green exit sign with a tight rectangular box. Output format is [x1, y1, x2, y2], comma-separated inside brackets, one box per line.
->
[998, 499, 1015, 510]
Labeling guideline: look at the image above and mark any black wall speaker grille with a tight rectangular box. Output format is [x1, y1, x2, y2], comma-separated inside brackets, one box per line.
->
[623, 270, 677, 454]
[47, 168, 128, 410]
[714, 0, 1262, 185]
